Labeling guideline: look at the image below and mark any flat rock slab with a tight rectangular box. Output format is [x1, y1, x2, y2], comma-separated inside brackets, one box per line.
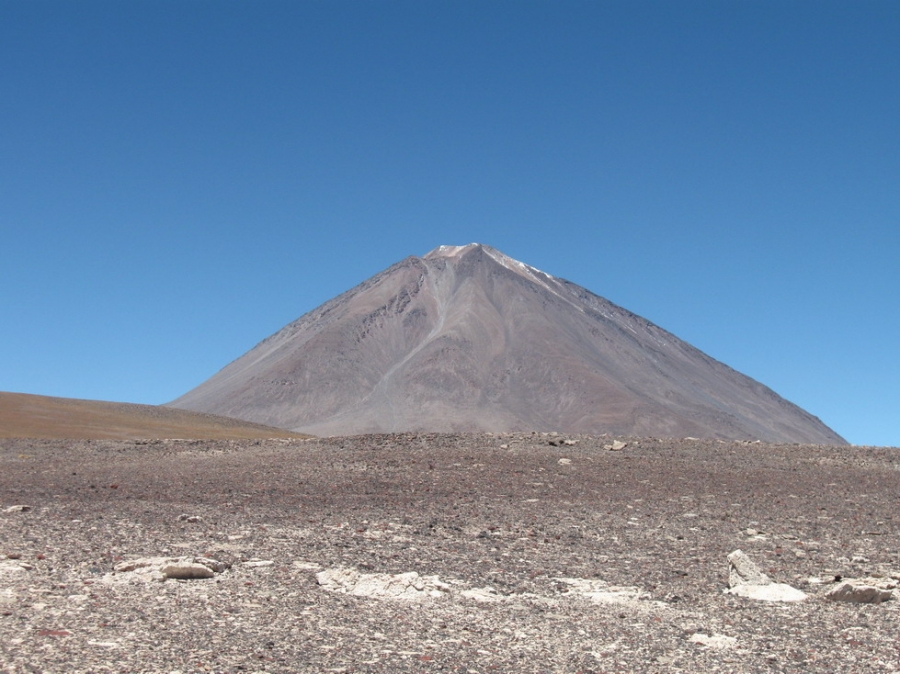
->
[727, 582, 808, 602]
[316, 567, 451, 600]
[108, 556, 227, 581]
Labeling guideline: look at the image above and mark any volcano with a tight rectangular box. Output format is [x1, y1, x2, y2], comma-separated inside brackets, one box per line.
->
[170, 244, 844, 443]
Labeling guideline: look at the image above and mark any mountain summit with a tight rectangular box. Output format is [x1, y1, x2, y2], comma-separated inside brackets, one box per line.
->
[170, 244, 844, 443]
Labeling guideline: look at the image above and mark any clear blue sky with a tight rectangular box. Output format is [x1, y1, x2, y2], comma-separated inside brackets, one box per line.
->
[2, 1, 897, 446]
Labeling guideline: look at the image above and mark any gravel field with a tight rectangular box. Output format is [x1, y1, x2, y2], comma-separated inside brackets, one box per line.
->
[1, 433, 899, 673]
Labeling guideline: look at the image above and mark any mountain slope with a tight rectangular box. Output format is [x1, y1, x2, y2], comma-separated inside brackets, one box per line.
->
[0, 391, 307, 440]
[170, 244, 845, 443]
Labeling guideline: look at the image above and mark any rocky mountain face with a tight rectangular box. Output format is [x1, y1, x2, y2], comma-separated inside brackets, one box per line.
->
[169, 244, 844, 443]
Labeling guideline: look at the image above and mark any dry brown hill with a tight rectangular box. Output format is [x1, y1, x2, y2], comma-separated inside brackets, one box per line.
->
[0, 391, 307, 440]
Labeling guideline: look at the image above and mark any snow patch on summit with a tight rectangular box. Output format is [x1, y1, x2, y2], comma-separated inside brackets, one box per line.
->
[426, 243, 560, 296]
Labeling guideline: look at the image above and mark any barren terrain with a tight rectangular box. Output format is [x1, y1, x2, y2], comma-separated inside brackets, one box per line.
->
[0, 392, 306, 440]
[2, 433, 899, 672]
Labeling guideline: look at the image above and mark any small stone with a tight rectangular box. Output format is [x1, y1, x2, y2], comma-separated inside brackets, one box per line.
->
[195, 557, 229, 573]
[4, 505, 32, 513]
[825, 582, 892, 604]
[161, 561, 215, 580]
[178, 514, 202, 523]
[558, 458, 572, 465]
[243, 560, 275, 568]
[0, 560, 33, 574]
[604, 440, 627, 451]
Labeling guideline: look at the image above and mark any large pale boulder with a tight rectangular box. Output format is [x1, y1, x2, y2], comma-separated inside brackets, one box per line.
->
[726, 550, 807, 602]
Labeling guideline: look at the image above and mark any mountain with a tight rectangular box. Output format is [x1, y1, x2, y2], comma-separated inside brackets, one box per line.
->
[169, 244, 845, 443]
[0, 391, 307, 440]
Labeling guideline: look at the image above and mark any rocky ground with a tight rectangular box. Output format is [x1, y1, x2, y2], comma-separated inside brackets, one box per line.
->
[1, 433, 899, 673]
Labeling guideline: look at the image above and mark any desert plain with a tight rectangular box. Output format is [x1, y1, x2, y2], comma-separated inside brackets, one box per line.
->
[2, 431, 899, 673]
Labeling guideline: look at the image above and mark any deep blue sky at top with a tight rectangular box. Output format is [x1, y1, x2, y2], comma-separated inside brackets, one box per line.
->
[1, 1, 898, 445]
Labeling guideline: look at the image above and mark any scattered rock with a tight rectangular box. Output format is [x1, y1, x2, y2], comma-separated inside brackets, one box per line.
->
[825, 582, 893, 604]
[177, 514, 202, 523]
[604, 440, 627, 451]
[557, 458, 572, 465]
[4, 505, 32, 513]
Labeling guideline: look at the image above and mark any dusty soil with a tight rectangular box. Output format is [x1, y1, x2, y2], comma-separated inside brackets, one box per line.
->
[1, 433, 898, 673]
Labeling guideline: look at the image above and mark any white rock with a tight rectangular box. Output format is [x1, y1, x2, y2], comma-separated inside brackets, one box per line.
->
[293, 560, 323, 571]
[316, 567, 450, 600]
[553, 577, 648, 604]
[689, 633, 737, 649]
[4, 505, 31, 513]
[0, 560, 32, 574]
[604, 440, 627, 451]
[726, 550, 806, 601]
[727, 549, 772, 587]
[558, 458, 572, 465]
[113, 556, 226, 580]
[825, 582, 892, 604]
[195, 557, 229, 573]
[243, 560, 275, 568]
[727, 583, 807, 602]
[461, 587, 504, 602]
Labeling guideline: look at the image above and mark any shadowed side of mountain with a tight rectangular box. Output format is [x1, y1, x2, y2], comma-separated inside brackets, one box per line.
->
[170, 243, 846, 444]
[0, 391, 309, 440]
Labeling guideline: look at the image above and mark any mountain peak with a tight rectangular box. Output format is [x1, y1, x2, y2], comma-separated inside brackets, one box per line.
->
[423, 243, 555, 286]
[424, 243, 488, 259]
